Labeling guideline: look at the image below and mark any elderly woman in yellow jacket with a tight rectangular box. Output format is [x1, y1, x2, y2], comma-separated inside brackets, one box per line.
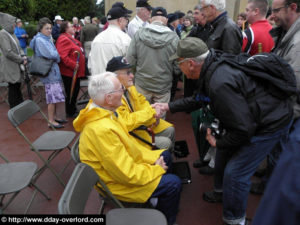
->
[73, 72, 181, 225]
[106, 56, 175, 151]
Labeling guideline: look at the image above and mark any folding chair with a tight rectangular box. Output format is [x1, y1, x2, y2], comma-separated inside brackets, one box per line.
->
[58, 163, 122, 214]
[70, 135, 80, 164]
[106, 208, 167, 225]
[0, 152, 50, 214]
[58, 163, 167, 225]
[7, 100, 76, 187]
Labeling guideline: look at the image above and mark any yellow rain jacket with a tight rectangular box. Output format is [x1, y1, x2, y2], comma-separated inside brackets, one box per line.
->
[73, 100, 166, 203]
[117, 86, 173, 149]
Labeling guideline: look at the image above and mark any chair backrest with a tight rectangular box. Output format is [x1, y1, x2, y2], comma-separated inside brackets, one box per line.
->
[58, 163, 124, 214]
[71, 136, 81, 164]
[58, 163, 100, 214]
[7, 100, 40, 127]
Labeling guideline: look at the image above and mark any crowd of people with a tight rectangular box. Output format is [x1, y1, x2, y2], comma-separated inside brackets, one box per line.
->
[1, 0, 300, 224]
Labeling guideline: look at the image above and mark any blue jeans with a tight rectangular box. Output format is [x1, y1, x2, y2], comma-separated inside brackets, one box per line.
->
[252, 118, 300, 225]
[222, 121, 291, 224]
[151, 151, 182, 225]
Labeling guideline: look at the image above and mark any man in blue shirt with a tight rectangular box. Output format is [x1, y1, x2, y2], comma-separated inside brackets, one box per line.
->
[14, 19, 28, 55]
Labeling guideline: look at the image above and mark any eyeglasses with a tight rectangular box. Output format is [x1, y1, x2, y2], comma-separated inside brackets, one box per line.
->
[201, 5, 211, 11]
[272, 5, 288, 13]
[107, 85, 125, 94]
[177, 58, 190, 65]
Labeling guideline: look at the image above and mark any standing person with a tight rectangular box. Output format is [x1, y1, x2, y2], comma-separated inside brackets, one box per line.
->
[56, 21, 85, 118]
[0, 12, 26, 108]
[199, 0, 243, 54]
[237, 12, 248, 31]
[154, 37, 296, 225]
[126, 7, 180, 119]
[80, 16, 99, 75]
[90, 5, 132, 75]
[72, 17, 81, 41]
[52, 15, 64, 42]
[251, 1, 300, 224]
[73, 72, 181, 225]
[243, 0, 274, 55]
[30, 17, 66, 128]
[14, 18, 28, 55]
[175, 11, 185, 33]
[181, 16, 194, 39]
[128, 0, 152, 38]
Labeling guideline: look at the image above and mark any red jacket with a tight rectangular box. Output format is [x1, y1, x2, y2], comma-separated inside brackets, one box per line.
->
[242, 20, 274, 55]
[56, 33, 85, 78]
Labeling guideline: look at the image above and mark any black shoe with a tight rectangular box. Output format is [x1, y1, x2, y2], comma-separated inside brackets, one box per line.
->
[48, 123, 64, 129]
[250, 181, 265, 195]
[55, 119, 68, 124]
[193, 159, 208, 168]
[203, 190, 222, 203]
[198, 165, 214, 175]
[223, 218, 251, 225]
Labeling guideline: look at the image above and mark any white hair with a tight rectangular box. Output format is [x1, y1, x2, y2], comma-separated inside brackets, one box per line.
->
[84, 16, 91, 24]
[199, 0, 226, 11]
[192, 50, 209, 63]
[88, 72, 117, 103]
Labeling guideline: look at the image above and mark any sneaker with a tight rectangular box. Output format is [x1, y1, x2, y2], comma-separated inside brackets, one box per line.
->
[203, 190, 222, 203]
[193, 159, 208, 168]
[250, 181, 265, 195]
[223, 218, 251, 225]
[198, 165, 214, 175]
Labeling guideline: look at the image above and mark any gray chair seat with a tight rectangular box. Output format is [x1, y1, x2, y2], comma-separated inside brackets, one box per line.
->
[106, 208, 167, 225]
[0, 162, 36, 194]
[32, 131, 76, 151]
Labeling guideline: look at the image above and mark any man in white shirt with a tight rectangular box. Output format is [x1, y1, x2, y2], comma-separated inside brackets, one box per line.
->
[127, 0, 152, 38]
[90, 5, 132, 75]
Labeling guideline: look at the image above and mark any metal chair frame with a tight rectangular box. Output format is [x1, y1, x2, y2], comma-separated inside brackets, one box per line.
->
[7, 100, 76, 187]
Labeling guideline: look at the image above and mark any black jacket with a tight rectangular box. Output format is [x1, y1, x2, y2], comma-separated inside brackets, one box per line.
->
[170, 50, 295, 149]
[206, 12, 242, 54]
[188, 23, 211, 42]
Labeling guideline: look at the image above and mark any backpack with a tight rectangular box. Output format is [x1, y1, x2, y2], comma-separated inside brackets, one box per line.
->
[210, 52, 298, 100]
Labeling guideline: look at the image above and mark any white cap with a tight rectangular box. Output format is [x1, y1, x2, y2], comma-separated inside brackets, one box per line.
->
[54, 15, 64, 22]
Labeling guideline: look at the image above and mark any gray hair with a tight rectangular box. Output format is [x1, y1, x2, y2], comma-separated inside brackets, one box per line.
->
[88, 72, 117, 103]
[199, 0, 226, 11]
[192, 50, 210, 63]
[84, 16, 91, 24]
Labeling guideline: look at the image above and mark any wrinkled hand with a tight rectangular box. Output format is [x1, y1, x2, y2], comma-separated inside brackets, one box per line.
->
[155, 156, 168, 171]
[206, 128, 217, 147]
[151, 103, 169, 118]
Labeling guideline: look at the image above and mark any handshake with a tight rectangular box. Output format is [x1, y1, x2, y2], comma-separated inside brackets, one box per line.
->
[151, 103, 169, 119]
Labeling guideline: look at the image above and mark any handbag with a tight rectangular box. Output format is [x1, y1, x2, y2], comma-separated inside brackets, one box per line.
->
[29, 56, 54, 77]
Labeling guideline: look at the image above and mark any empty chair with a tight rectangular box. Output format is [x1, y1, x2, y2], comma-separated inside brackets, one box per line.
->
[7, 100, 76, 187]
[106, 208, 167, 225]
[70, 135, 80, 164]
[58, 163, 122, 214]
[0, 152, 50, 214]
[58, 163, 167, 225]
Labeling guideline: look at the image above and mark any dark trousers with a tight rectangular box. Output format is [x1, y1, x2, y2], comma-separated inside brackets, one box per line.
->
[151, 151, 182, 225]
[62, 75, 80, 116]
[8, 82, 23, 109]
[252, 118, 300, 225]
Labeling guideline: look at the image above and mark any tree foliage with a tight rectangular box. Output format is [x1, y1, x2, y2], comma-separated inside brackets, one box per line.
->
[0, 0, 104, 22]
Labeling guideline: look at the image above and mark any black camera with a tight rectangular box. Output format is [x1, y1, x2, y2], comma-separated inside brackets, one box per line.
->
[199, 118, 225, 139]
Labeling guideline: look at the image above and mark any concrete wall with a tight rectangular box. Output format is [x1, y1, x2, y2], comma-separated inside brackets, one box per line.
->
[105, 0, 248, 20]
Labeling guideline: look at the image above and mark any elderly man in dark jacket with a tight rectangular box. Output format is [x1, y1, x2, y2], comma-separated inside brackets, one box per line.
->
[199, 0, 242, 54]
[153, 37, 296, 225]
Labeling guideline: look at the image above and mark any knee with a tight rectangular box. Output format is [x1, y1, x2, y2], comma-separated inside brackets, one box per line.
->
[166, 174, 182, 194]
